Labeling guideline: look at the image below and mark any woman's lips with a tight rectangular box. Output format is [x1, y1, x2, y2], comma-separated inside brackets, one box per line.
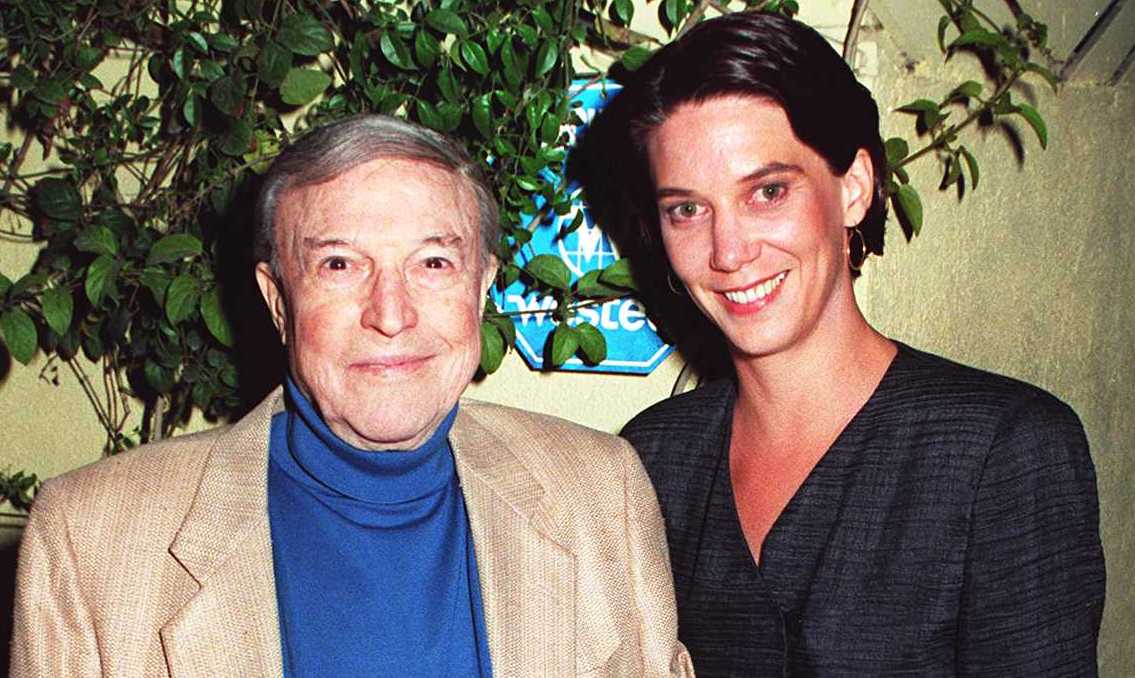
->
[719, 271, 788, 312]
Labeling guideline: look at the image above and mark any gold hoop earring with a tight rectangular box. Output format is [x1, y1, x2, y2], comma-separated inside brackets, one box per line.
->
[667, 271, 685, 296]
[846, 226, 868, 272]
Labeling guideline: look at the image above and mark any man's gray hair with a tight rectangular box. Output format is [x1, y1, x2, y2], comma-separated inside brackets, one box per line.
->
[254, 114, 500, 271]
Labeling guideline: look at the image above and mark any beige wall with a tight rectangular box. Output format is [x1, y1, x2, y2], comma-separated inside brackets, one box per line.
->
[1, 1, 1131, 672]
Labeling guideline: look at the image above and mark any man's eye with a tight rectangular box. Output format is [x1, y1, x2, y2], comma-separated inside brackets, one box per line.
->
[323, 257, 349, 271]
[423, 256, 451, 270]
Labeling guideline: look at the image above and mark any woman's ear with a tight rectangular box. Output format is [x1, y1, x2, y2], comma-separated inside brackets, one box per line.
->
[840, 148, 875, 228]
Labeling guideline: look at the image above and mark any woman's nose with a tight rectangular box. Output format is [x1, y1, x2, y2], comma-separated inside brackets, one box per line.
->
[710, 213, 759, 272]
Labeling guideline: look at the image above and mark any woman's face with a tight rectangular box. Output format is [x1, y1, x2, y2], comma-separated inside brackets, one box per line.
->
[645, 95, 873, 361]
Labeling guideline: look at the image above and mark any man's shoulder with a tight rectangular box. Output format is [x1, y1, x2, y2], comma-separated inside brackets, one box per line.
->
[458, 398, 628, 451]
[33, 425, 229, 524]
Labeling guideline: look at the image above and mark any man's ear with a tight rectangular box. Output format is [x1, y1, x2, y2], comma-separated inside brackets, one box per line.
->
[479, 256, 499, 301]
[255, 262, 288, 345]
[840, 148, 875, 228]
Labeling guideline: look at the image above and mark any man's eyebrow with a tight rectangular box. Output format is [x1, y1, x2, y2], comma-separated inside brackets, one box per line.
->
[301, 236, 353, 250]
[656, 161, 805, 199]
[424, 233, 464, 247]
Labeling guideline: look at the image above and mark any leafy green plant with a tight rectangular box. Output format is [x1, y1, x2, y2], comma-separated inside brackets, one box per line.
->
[0, 0, 1056, 510]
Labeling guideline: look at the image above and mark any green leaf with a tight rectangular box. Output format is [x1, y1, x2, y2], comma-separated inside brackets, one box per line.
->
[77, 45, 103, 72]
[257, 41, 292, 86]
[501, 39, 524, 89]
[73, 225, 118, 256]
[598, 258, 635, 289]
[220, 119, 253, 156]
[1014, 103, 1048, 149]
[414, 30, 440, 69]
[182, 95, 200, 127]
[147, 233, 203, 265]
[951, 29, 1002, 49]
[187, 31, 209, 54]
[279, 67, 331, 106]
[279, 13, 333, 56]
[937, 15, 950, 53]
[960, 147, 980, 190]
[200, 287, 234, 346]
[437, 67, 461, 103]
[613, 0, 634, 24]
[165, 274, 200, 325]
[472, 93, 494, 139]
[574, 270, 623, 297]
[208, 75, 245, 116]
[140, 267, 172, 304]
[621, 46, 653, 71]
[42, 285, 73, 336]
[459, 40, 490, 76]
[526, 254, 571, 289]
[416, 100, 447, 131]
[0, 309, 37, 364]
[144, 359, 174, 394]
[0, 273, 11, 298]
[664, 0, 681, 27]
[488, 313, 516, 347]
[942, 155, 962, 188]
[534, 40, 558, 77]
[895, 184, 924, 236]
[531, 7, 554, 33]
[479, 321, 505, 374]
[897, 98, 939, 115]
[575, 322, 606, 365]
[171, 48, 187, 79]
[84, 255, 118, 305]
[884, 137, 909, 166]
[549, 323, 579, 367]
[1025, 62, 1060, 92]
[10, 273, 47, 298]
[425, 8, 468, 36]
[33, 178, 82, 222]
[952, 80, 983, 99]
[380, 31, 415, 70]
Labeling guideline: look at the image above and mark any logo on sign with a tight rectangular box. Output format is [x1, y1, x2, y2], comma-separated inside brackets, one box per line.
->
[492, 81, 673, 374]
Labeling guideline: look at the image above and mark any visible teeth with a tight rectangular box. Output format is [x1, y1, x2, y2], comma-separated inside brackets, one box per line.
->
[723, 272, 786, 304]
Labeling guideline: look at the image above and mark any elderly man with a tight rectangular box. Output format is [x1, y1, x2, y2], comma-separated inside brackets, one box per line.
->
[12, 115, 691, 677]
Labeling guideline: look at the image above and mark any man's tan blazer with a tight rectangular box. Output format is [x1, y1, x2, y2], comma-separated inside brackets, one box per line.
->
[11, 389, 693, 677]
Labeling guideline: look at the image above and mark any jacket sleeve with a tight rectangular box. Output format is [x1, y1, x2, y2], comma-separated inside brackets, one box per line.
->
[619, 440, 695, 677]
[956, 394, 1105, 676]
[10, 480, 102, 677]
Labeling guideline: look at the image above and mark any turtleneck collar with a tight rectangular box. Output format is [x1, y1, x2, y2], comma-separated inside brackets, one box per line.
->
[282, 378, 459, 505]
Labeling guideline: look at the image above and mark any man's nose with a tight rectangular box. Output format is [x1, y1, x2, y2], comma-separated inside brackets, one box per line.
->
[360, 269, 419, 337]
[710, 212, 760, 272]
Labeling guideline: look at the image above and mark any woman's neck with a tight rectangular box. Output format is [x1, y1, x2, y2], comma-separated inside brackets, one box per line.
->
[730, 306, 895, 450]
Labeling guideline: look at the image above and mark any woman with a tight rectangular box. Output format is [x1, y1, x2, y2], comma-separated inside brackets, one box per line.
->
[586, 11, 1105, 676]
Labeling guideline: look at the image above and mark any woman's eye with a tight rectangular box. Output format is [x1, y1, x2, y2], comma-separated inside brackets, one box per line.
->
[756, 183, 786, 202]
[667, 202, 706, 221]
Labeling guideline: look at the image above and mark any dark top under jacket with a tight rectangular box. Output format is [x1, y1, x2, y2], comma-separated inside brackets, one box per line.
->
[621, 343, 1105, 677]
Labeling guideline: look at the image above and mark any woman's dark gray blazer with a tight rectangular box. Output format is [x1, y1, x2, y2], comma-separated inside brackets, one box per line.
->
[622, 343, 1105, 676]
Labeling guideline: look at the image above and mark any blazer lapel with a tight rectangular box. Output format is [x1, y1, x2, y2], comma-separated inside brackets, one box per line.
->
[451, 407, 576, 678]
[161, 389, 284, 678]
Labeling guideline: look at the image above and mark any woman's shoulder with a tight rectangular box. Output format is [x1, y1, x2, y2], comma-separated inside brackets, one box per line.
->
[621, 378, 735, 438]
[884, 342, 1085, 443]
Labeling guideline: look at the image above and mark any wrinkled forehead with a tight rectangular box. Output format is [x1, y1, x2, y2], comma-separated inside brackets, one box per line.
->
[273, 158, 482, 251]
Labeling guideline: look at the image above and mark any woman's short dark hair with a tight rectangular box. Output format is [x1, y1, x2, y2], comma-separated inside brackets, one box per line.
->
[626, 10, 886, 255]
[572, 11, 887, 375]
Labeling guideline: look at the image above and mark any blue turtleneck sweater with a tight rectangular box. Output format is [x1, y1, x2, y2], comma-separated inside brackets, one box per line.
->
[267, 380, 492, 677]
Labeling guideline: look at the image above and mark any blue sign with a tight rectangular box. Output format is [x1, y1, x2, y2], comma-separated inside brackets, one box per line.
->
[493, 81, 674, 375]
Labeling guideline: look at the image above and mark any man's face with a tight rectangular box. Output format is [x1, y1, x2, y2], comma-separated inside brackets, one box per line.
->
[256, 158, 496, 450]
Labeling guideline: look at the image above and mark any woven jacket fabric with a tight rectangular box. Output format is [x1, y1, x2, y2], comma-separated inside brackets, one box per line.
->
[621, 343, 1105, 677]
[11, 388, 694, 678]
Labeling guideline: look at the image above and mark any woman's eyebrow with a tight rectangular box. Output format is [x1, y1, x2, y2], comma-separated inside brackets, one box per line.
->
[656, 161, 805, 199]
